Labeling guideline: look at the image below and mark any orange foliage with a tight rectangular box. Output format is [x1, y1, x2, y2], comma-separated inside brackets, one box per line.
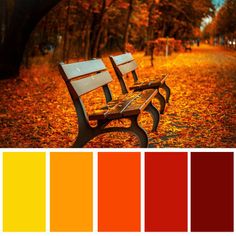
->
[0, 45, 236, 148]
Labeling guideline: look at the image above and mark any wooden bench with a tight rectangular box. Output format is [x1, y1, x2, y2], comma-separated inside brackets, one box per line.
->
[183, 44, 192, 52]
[59, 59, 159, 148]
[109, 53, 171, 114]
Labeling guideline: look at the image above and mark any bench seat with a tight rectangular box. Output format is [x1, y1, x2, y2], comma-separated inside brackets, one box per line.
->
[89, 89, 157, 120]
[129, 74, 167, 91]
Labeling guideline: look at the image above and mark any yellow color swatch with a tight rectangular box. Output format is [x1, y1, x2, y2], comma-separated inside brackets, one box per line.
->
[3, 152, 46, 232]
[50, 152, 93, 232]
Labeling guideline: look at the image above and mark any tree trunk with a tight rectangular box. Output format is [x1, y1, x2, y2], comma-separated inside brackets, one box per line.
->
[145, 0, 155, 55]
[84, 7, 93, 60]
[0, 0, 7, 45]
[63, 0, 71, 62]
[90, 0, 106, 58]
[122, 0, 133, 52]
[147, 0, 155, 41]
[84, 23, 91, 60]
[0, 0, 60, 80]
[92, 23, 104, 58]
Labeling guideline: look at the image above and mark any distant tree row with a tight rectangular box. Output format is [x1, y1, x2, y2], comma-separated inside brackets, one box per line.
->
[203, 0, 236, 42]
[0, 0, 214, 79]
[28, 0, 214, 61]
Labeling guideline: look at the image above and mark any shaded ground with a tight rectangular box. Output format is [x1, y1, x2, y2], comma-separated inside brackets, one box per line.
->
[1, 45, 236, 148]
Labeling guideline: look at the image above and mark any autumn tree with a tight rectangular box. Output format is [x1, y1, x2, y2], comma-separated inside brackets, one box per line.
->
[0, 0, 216, 79]
[154, 0, 214, 39]
[203, 0, 236, 43]
[214, 0, 236, 38]
[0, 0, 61, 79]
[28, 0, 145, 60]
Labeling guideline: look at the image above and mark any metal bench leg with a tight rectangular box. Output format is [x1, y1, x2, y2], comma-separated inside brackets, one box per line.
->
[145, 102, 160, 132]
[156, 91, 166, 114]
[129, 116, 148, 147]
[98, 118, 148, 147]
[72, 139, 88, 148]
[72, 121, 110, 147]
[72, 130, 94, 148]
[161, 81, 171, 103]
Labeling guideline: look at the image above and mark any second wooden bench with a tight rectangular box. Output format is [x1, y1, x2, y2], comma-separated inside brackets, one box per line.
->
[109, 53, 171, 114]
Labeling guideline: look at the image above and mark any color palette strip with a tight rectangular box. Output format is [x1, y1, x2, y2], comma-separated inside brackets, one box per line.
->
[3, 152, 46, 232]
[1, 151, 234, 232]
[145, 152, 188, 232]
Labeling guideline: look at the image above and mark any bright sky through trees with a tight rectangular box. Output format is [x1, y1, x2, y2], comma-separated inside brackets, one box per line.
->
[213, 0, 225, 7]
[202, 0, 225, 29]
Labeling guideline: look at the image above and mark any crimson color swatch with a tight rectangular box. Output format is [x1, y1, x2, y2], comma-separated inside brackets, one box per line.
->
[145, 152, 188, 232]
[191, 152, 234, 232]
[98, 152, 140, 232]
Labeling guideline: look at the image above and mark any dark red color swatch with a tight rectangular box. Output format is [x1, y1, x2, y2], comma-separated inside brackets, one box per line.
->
[145, 152, 188, 232]
[191, 152, 234, 232]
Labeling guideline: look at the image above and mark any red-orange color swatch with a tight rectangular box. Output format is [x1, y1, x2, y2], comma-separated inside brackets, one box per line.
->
[98, 152, 140, 232]
[145, 152, 188, 231]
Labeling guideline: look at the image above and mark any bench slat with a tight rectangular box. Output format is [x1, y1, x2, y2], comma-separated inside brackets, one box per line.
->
[71, 71, 112, 96]
[60, 59, 106, 79]
[110, 53, 134, 66]
[122, 89, 157, 116]
[129, 74, 167, 90]
[89, 109, 107, 120]
[118, 60, 138, 76]
[105, 93, 140, 119]
[129, 82, 152, 91]
[89, 90, 157, 120]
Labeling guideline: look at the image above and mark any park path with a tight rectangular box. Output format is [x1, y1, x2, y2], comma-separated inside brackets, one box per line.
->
[89, 45, 236, 148]
[142, 45, 236, 148]
[0, 45, 236, 147]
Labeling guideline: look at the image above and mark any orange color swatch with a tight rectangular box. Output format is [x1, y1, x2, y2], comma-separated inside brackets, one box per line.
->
[98, 152, 140, 232]
[50, 152, 93, 232]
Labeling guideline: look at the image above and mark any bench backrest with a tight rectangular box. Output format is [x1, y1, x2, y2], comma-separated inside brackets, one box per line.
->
[109, 53, 139, 94]
[59, 59, 113, 129]
[110, 53, 138, 76]
[59, 59, 113, 96]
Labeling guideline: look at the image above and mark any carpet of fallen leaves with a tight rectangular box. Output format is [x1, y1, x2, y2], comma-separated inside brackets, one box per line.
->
[1, 45, 236, 148]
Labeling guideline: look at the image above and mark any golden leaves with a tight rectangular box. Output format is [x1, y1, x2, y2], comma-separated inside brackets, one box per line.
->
[0, 45, 235, 148]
